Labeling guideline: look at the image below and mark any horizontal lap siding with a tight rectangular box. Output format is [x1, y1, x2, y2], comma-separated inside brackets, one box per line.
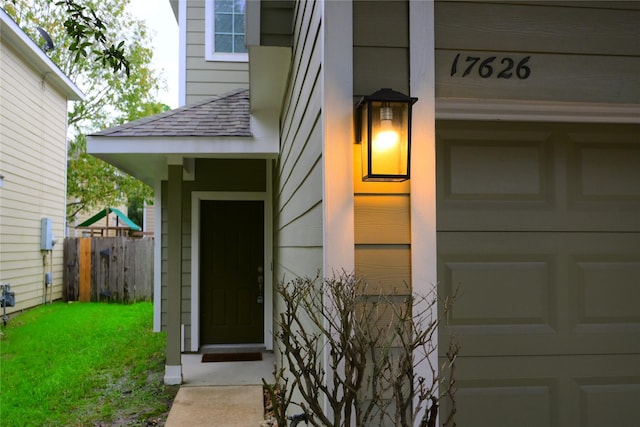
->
[353, 1, 411, 295]
[0, 41, 69, 311]
[353, 0, 409, 97]
[434, 1, 640, 103]
[184, 1, 248, 104]
[274, 0, 323, 282]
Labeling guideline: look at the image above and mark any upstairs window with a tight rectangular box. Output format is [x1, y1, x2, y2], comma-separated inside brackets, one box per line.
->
[205, 0, 248, 62]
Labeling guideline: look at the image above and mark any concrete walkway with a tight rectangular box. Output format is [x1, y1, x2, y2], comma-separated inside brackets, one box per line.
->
[165, 385, 264, 427]
[164, 350, 275, 427]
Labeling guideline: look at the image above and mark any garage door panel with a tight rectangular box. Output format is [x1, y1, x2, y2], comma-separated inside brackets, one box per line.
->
[437, 122, 640, 232]
[578, 381, 640, 427]
[444, 141, 550, 200]
[443, 257, 554, 328]
[438, 355, 640, 427]
[438, 232, 640, 356]
[572, 259, 640, 326]
[571, 142, 640, 202]
[437, 121, 639, 426]
[451, 381, 555, 427]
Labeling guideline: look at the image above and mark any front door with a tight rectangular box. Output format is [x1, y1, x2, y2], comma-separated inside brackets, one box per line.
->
[200, 200, 264, 344]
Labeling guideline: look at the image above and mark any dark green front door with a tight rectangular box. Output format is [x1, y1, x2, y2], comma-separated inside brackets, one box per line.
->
[200, 200, 264, 344]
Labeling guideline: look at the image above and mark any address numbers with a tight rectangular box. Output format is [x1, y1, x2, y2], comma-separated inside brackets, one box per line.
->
[450, 54, 532, 80]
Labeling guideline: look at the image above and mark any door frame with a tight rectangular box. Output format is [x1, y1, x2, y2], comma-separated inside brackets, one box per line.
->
[190, 167, 273, 352]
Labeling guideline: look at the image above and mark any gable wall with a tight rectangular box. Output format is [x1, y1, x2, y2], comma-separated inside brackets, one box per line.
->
[0, 39, 69, 311]
[184, 0, 249, 104]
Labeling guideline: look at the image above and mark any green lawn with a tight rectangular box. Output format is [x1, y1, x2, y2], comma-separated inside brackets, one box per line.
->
[0, 302, 175, 427]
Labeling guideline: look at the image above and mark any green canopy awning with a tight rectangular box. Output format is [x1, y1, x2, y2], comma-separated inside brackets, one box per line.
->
[77, 207, 141, 231]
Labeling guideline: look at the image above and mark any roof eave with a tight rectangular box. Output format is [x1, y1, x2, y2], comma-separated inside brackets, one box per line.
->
[0, 9, 85, 101]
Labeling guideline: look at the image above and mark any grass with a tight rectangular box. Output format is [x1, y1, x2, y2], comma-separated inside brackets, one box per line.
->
[0, 302, 177, 427]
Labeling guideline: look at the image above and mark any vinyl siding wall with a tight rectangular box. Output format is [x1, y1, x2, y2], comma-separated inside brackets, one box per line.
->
[0, 39, 69, 312]
[274, 0, 323, 283]
[434, 1, 640, 104]
[184, 0, 249, 104]
[353, 1, 412, 295]
[160, 159, 266, 351]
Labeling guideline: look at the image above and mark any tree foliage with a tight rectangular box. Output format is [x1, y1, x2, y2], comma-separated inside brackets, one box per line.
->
[3, 0, 168, 223]
[4, 0, 132, 75]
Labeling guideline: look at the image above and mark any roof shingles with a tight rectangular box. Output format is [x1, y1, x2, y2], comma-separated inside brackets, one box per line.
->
[91, 89, 251, 138]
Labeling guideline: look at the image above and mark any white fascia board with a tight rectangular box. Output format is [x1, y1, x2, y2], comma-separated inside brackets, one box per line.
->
[437, 98, 640, 123]
[87, 135, 279, 157]
[0, 9, 84, 101]
[178, 0, 187, 106]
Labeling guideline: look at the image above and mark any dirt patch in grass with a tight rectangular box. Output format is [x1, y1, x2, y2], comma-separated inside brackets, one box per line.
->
[89, 370, 180, 427]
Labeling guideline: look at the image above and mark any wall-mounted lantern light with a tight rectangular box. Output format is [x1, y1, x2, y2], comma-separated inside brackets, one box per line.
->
[355, 88, 417, 182]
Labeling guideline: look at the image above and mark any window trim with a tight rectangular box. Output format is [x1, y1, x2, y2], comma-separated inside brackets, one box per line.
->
[204, 0, 248, 62]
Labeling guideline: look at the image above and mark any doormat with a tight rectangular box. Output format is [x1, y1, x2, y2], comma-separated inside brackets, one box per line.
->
[201, 352, 263, 363]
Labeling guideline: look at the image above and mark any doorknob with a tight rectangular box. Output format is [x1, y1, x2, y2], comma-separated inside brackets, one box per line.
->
[257, 266, 264, 304]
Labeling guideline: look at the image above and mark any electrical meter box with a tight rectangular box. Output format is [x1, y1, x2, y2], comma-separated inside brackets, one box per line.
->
[41, 218, 54, 250]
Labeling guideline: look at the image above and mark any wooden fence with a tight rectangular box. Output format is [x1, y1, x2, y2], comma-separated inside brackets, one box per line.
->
[63, 237, 154, 303]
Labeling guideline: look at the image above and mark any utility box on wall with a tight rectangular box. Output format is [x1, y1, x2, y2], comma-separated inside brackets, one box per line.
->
[41, 218, 54, 250]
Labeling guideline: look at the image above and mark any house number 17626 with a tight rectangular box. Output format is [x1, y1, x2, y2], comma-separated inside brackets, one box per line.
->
[450, 54, 532, 79]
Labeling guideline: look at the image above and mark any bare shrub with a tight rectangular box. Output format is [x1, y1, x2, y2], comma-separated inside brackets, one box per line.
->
[267, 272, 457, 427]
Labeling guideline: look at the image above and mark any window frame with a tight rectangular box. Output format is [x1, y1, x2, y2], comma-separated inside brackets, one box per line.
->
[204, 0, 249, 62]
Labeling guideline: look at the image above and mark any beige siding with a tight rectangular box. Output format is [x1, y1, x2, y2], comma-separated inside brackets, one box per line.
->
[353, 1, 411, 295]
[353, 0, 409, 97]
[160, 159, 266, 350]
[274, 0, 323, 282]
[434, 1, 640, 103]
[0, 40, 69, 312]
[185, 1, 249, 104]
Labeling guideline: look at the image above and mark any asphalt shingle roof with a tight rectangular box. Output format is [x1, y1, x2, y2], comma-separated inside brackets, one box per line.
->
[90, 89, 251, 137]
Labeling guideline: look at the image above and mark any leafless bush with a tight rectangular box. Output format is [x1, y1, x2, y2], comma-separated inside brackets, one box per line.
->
[267, 272, 457, 427]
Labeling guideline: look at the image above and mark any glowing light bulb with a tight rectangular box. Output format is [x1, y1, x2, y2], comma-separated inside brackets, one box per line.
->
[373, 105, 399, 153]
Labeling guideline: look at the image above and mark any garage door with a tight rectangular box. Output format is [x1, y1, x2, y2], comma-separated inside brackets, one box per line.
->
[437, 121, 640, 426]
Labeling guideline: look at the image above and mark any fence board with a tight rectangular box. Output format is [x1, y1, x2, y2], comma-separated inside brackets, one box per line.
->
[63, 238, 79, 301]
[79, 238, 92, 302]
[63, 237, 154, 303]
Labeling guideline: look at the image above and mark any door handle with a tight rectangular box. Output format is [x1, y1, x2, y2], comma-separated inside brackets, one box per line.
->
[257, 266, 264, 304]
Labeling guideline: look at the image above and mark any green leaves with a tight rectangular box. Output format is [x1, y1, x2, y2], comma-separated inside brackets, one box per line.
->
[3, 0, 164, 223]
[54, 0, 131, 76]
